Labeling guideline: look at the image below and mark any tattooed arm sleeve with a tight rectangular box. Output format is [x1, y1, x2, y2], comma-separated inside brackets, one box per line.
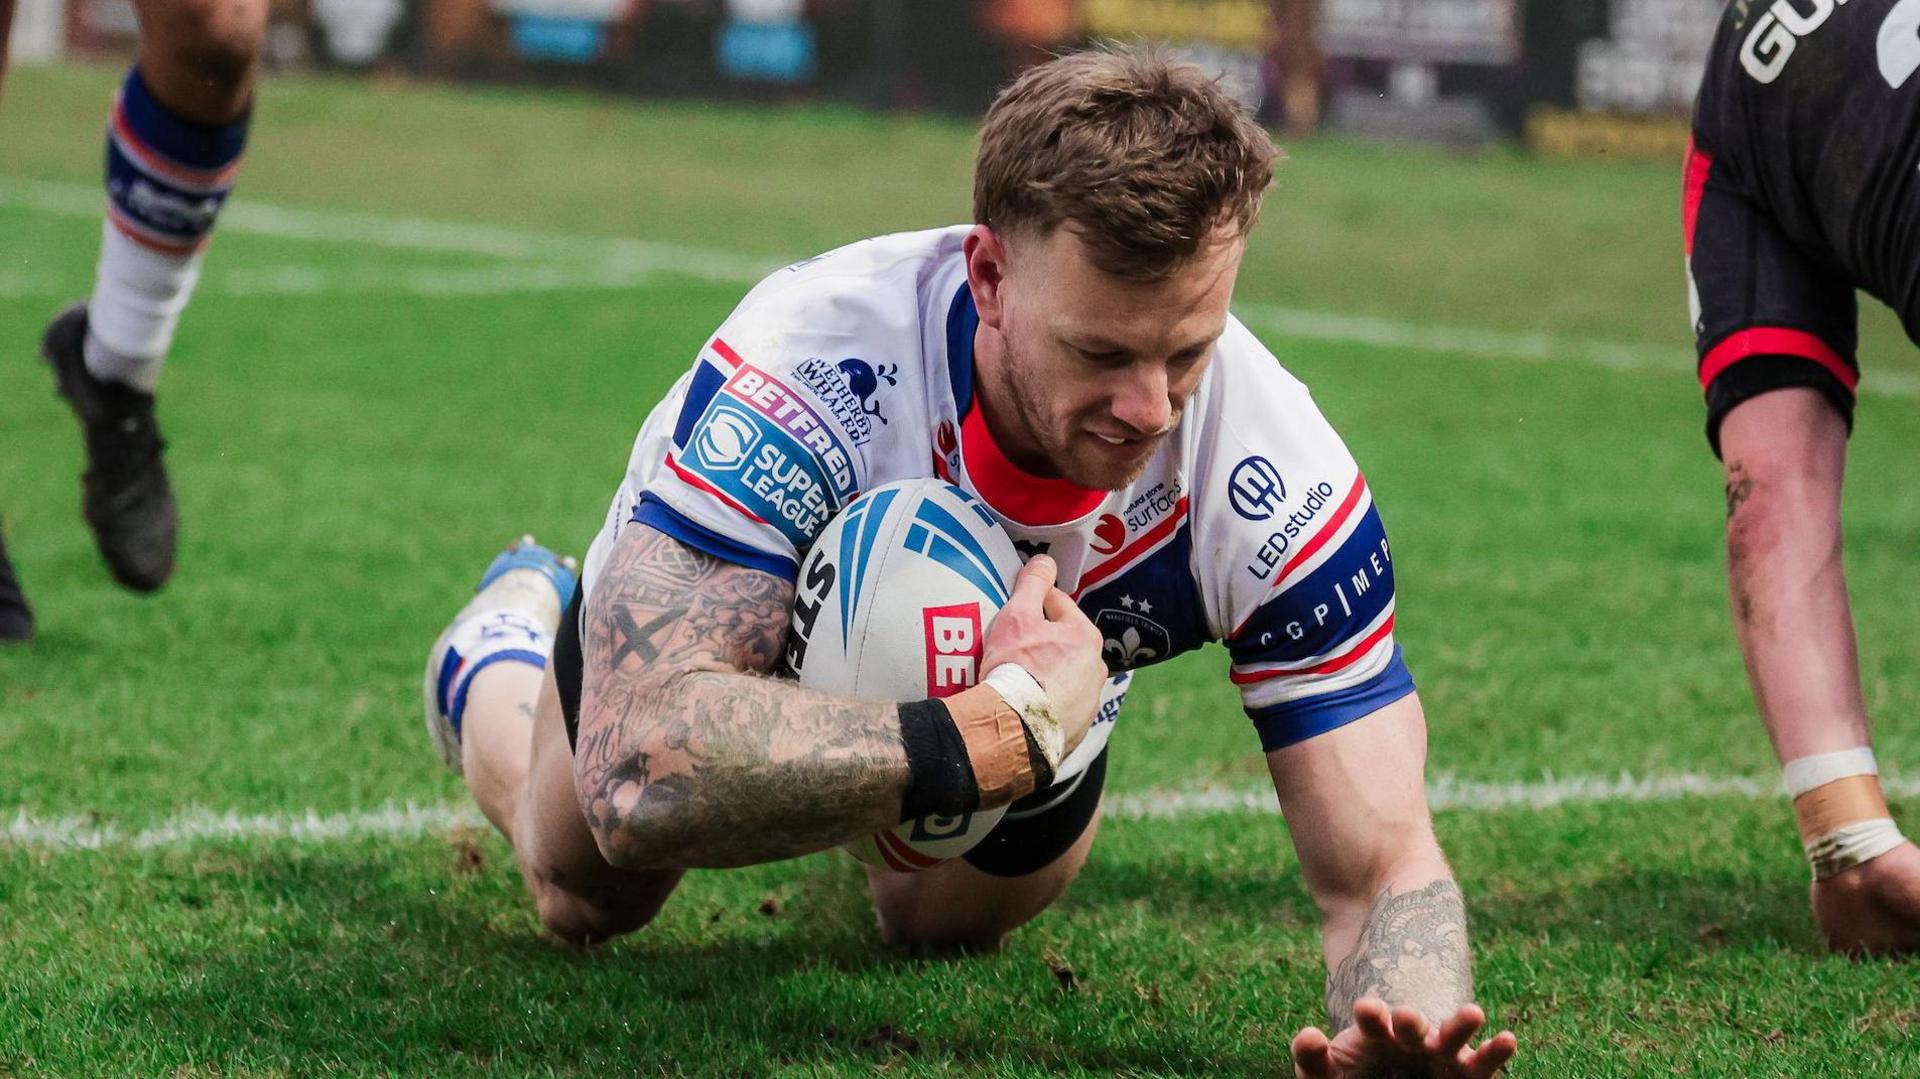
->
[1263, 691, 1478, 1030]
[572, 522, 910, 870]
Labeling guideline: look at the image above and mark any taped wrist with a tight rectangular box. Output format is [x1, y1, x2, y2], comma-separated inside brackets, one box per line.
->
[1785, 747, 1908, 880]
[983, 663, 1063, 784]
[896, 663, 1066, 820]
[945, 681, 1047, 805]
[897, 698, 978, 820]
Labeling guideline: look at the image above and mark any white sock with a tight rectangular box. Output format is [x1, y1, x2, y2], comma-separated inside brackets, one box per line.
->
[87, 65, 248, 394]
[439, 611, 555, 737]
[85, 222, 205, 393]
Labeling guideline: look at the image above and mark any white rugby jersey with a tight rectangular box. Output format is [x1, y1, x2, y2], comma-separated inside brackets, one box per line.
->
[583, 226, 1414, 757]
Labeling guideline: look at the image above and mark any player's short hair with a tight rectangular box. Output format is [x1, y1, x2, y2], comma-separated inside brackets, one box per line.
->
[973, 46, 1278, 282]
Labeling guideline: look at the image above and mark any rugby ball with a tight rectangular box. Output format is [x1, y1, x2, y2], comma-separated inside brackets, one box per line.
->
[784, 478, 1023, 872]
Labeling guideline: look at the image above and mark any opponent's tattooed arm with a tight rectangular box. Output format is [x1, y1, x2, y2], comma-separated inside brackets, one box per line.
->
[1323, 879, 1473, 1032]
[572, 523, 908, 869]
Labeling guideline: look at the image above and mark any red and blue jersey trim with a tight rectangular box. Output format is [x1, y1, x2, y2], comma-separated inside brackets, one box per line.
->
[1228, 502, 1395, 677]
[631, 493, 799, 579]
[1073, 497, 1191, 600]
[1247, 646, 1415, 752]
[943, 285, 1107, 527]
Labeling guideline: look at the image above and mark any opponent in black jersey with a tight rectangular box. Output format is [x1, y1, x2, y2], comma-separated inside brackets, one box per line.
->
[1689, 0, 1920, 956]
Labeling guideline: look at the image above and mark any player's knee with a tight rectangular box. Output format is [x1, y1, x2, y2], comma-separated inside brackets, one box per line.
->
[529, 875, 669, 946]
[873, 898, 1012, 953]
[870, 875, 1062, 953]
[145, 0, 265, 94]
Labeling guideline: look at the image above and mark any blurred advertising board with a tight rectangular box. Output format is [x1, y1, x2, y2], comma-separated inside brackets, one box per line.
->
[52, 0, 1721, 160]
[1321, 0, 1518, 65]
[1080, 0, 1273, 107]
[1317, 0, 1519, 144]
[1523, 0, 1722, 158]
[64, 0, 141, 53]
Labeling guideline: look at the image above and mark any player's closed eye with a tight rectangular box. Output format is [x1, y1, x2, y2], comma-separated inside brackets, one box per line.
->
[1071, 344, 1127, 364]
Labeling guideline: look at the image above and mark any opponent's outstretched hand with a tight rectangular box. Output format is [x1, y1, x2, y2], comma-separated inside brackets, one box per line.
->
[1291, 999, 1516, 1079]
[1813, 840, 1920, 956]
[981, 554, 1106, 755]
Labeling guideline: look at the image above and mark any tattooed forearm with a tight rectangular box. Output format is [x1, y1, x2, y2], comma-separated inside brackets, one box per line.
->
[572, 524, 909, 869]
[1325, 879, 1473, 1031]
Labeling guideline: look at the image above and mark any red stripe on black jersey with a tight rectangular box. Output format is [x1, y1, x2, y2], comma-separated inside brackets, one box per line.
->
[1699, 327, 1858, 393]
[1683, 139, 1713, 258]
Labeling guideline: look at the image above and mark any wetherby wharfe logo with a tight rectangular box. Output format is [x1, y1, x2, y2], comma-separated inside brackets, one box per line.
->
[836, 358, 899, 426]
[694, 405, 761, 471]
[1227, 456, 1287, 521]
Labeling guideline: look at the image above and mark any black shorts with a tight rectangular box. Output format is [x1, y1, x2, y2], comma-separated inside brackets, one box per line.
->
[555, 579, 587, 751]
[552, 580, 1105, 878]
[961, 747, 1107, 878]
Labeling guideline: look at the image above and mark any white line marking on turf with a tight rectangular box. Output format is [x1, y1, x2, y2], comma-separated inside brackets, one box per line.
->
[9, 175, 1917, 399]
[0, 177, 781, 283]
[215, 263, 660, 296]
[1109, 772, 1920, 819]
[6, 772, 1917, 853]
[1230, 303, 1920, 400]
[3, 802, 484, 852]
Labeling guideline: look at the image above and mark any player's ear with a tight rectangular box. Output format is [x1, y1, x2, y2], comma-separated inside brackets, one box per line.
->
[964, 224, 1010, 329]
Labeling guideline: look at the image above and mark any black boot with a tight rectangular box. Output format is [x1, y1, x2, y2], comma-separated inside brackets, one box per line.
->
[41, 303, 176, 592]
[0, 522, 34, 642]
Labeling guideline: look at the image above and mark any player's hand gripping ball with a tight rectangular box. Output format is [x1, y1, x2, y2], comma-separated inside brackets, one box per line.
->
[784, 479, 1024, 872]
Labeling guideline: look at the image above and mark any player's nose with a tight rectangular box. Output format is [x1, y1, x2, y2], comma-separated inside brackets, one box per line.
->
[1108, 364, 1173, 436]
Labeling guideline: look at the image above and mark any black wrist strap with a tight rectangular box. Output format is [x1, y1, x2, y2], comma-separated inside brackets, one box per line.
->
[897, 698, 981, 821]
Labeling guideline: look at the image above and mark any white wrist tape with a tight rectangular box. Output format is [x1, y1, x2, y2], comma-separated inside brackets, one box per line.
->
[1783, 747, 1879, 797]
[1807, 819, 1906, 880]
[983, 663, 1063, 773]
[1783, 747, 1907, 879]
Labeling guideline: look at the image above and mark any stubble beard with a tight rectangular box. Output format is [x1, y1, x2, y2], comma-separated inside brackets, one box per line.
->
[998, 364, 1160, 492]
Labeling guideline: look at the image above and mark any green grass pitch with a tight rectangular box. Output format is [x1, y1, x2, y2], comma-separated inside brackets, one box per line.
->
[3, 63, 1919, 1075]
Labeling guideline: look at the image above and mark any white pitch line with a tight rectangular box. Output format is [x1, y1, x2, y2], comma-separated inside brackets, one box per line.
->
[1108, 771, 1920, 820]
[214, 262, 660, 297]
[3, 802, 485, 853]
[0, 262, 661, 298]
[1232, 302, 1920, 400]
[6, 772, 1916, 854]
[0, 177, 781, 283]
[8, 175, 1917, 399]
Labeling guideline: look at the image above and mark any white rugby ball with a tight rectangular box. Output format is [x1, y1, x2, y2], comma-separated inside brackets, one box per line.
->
[784, 478, 1023, 872]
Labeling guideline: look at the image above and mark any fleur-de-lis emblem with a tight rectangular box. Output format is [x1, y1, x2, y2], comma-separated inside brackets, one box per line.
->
[1104, 625, 1160, 666]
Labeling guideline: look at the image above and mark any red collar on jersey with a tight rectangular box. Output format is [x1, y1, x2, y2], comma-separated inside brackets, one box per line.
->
[946, 284, 1107, 528]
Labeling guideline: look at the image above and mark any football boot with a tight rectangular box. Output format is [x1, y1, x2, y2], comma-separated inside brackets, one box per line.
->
[41, 303, 176, 592]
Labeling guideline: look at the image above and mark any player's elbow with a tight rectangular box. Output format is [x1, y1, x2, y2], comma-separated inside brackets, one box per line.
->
[573, 679, 703, 870]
